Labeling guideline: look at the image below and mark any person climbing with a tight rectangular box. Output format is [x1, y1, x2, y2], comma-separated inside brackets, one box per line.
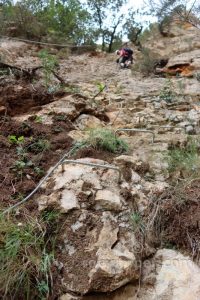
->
[116, 47, 133, 68]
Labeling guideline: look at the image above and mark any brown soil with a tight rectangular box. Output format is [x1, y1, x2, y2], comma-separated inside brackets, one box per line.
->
[55, 210, 103, 295]
[73, 146, 115, 163]
[147, 181, 200, 261]
[0, 115, 73, 209]
[0, 80, 67, 116]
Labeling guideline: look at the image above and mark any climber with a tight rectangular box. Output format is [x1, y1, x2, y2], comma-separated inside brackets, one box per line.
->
[116, 48, 133, 68]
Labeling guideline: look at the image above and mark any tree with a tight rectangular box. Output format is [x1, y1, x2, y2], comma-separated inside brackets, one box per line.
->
[145, 0, 200, 34]
[0, 0, 92, 43]
[86, 0, 127, 52]
[124, 10, 143, 47]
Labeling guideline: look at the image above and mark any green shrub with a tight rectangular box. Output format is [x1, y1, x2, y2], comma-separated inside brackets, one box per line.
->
[38, 50, 58, 89]
[159, 78, 176, 103]
[133, 48, 157, 75]
[86, 128, 128, 153]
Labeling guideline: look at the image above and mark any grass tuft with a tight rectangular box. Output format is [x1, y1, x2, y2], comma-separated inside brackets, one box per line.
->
[168, 138, 200, 178]
[0, 210, 60, 299]
[85, 128, 128, 154]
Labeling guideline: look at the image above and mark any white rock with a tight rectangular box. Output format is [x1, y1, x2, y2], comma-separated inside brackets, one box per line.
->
[60, 293, 80, 300]
[88, 212, 139, 292]
[141, 249, 200, 300]
[75, 114, 102, 130]
[95, 190, 123, 211]
[60, 190, 79, 213]
[131, 171, 141, 183]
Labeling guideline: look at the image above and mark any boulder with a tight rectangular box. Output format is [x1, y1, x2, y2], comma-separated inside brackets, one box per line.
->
[37, 158, 141, 294]
[140, 249, 200, 300]
[67, 249, 200, 300]
[162, 49, 200, 77]
[38, 158, 125, 212]
[57, 211, 140, 294]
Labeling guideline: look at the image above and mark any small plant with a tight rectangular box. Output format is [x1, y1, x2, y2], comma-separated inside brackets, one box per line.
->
[42, 209, 60, 223]
[54, 114, 67, 122]
[0, 215, 44, 299]
[8, 135, 24, 144]
[29, 138, 50, 154]
[195, 72, 200, 82]
[159, 78, 176, 103]
[85, 128, 128, 153]
[96, 82, 106, 93]
[37, 252, 54, 298]
[38, 49, 58, 89]
[16, 145, 27, 158]
[34, 166, 45, 177]
[34, 115, 43, 123]
[131, 212, 145, 233]
[64, 85, 80, 94]
[12, 159, 34, 175]
[11, 192, 24, 201]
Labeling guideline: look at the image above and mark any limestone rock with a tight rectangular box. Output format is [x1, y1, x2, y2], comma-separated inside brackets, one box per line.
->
[163, 49, 200, 77]
[60, 294, 80, 300]
[75, 114, 102, 130]
[57, 211, 140, 294]
[77, 250, 200, 300]
[140, 249, 200, 300]
[88, 212, 140, 292]
[38, 158, 126, 212]
[95, 190, 124, 211]
[143, 19, 200, 57]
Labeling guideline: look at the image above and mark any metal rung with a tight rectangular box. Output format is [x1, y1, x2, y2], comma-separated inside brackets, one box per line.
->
[115, 128, 155, 143]
[150, 125, 186, 132]
[61, 159, 122, 183]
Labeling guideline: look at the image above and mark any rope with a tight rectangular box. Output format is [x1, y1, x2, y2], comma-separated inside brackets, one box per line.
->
[2, 143, 80, 215]
[0, 35, 96, 49]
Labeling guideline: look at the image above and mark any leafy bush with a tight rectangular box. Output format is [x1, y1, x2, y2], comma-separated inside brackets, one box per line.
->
[86, 128, 128, 153]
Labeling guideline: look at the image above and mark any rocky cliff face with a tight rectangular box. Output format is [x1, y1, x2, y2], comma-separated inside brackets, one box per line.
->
[1, 17, 200, 299]
[142, 19, 200, 77]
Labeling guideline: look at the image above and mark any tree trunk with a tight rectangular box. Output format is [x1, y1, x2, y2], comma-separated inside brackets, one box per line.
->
[102, 32, 105, 51]
[108, 21, 120, 53]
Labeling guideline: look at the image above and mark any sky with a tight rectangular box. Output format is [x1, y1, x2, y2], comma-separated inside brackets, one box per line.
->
[122, 0, 157, 25]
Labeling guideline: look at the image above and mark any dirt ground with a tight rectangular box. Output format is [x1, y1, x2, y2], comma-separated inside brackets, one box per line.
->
[146, 181, 200, 262]
[0, 112, 73, 209]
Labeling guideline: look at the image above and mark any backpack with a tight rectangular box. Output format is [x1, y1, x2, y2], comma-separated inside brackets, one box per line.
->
[124, 48, 133, 55]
